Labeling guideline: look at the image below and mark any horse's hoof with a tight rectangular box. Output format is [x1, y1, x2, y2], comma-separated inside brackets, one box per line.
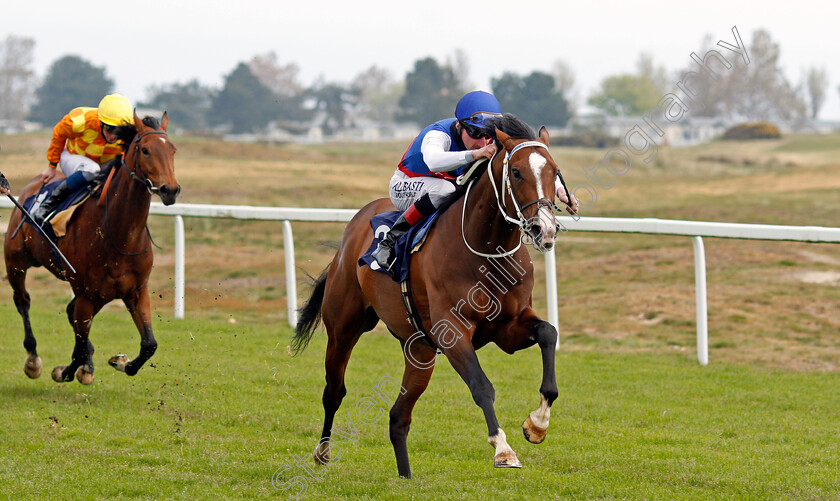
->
[51, 366, 70, 383]
[108, 355, 129, 372]
[314, 441, 331, 465]
[522, 416, 548, 444]
[75, 365, 95, 385]
[24, 355, 42, 379]
[493, 450, 522, 468]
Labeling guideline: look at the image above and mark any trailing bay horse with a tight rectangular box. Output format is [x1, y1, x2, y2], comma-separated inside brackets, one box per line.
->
[293, 115, 567, 478]
[4, 112, 180, 384]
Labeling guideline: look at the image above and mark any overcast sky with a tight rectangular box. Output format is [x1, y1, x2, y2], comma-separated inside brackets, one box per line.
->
[6, 0, 840, 120]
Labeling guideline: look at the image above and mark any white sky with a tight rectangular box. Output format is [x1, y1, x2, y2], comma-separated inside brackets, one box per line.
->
[5, 0, 840, 119]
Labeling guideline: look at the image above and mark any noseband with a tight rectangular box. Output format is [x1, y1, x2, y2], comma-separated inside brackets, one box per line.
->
[120, 130, 169, 194]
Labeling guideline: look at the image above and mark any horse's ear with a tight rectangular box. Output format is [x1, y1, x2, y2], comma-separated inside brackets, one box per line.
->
[495, 129, 513, 152]
[538, 126, 550, 146]
[133, 111, 146, 132]
[160, 112, 169, 132]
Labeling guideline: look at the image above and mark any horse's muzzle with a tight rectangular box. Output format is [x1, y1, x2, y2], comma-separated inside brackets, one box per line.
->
[158, 184, 181, 206]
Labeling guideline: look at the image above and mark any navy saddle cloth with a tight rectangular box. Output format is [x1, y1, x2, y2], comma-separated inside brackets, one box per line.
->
[358, 210, 441, 282]
[23, 180, 94, 234]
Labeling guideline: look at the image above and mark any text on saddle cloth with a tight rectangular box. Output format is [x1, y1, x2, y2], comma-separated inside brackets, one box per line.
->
[358, 210, 441, 283]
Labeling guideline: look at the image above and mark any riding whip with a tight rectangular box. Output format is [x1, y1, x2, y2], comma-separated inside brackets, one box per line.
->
[0, 170, 77, 274]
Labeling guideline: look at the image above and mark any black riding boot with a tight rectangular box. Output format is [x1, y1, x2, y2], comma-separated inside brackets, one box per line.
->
[32, 179, 74, 225]
[371, 213, 413, 273]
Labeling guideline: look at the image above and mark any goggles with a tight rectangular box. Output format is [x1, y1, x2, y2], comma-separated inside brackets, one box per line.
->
[101, 123, 118, 134]
[460, 122, 490, 140]
[463, 111, 502, 126]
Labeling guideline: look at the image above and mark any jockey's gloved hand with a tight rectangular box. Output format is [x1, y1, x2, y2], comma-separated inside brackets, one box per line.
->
[0, 172, 10, 193]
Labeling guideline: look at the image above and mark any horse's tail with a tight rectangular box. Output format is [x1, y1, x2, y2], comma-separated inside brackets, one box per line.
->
[291, 266, 329, 355]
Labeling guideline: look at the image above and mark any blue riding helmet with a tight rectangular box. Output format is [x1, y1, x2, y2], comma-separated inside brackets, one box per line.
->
[455, 91, 501, 128]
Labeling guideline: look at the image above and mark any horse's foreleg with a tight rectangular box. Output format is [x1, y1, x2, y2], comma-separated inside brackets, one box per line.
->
[114, 287, 157, 376]
[8, 265, 41, 379]
[446, 343, 522, 469]
[390, 339, 437, 478]
[52, 296, 98, 384]
[522, 320, 559, 444]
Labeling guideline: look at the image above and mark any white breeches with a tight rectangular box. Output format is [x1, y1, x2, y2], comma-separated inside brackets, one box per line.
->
[59, 149, 101, 176]
[388, 170, 456, 211]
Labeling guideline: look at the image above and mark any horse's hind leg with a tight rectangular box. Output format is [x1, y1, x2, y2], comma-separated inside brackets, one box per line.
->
[52, 296, 100, 384]
[110, 286, 157, 376]
[389, 339, 437, 478]
[6, 264, 41, 379]
[313, 299, 372, 465]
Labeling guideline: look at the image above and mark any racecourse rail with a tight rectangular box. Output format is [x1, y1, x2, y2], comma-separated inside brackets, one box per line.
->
[3, 199, 839, 365]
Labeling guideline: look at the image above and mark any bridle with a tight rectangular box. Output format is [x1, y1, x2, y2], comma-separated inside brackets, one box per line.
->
[120, 130, 169, 194]
[461, 140, 571, 258]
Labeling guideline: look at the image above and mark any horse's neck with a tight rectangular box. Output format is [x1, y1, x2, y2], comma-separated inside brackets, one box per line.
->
[106, 159, 152, 233]
[460, 168, 521, 254]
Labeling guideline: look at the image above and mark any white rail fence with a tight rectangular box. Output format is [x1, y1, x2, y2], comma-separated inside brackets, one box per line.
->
[3, 199, 839, 365]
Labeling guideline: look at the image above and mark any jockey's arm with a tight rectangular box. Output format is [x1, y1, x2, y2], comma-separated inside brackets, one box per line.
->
[421, 130, 474, 173]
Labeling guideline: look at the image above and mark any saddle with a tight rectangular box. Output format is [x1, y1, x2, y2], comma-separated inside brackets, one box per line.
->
[21, 160, 117, 238]
[358, 210, 441, 283]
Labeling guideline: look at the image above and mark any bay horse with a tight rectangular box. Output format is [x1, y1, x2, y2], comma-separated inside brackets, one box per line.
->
[293, 115, 566, 478]
[4, 112, 180, 384]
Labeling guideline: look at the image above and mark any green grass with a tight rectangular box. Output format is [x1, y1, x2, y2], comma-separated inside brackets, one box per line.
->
[1, 131, 840, 499]
[1, 300, 839, 500]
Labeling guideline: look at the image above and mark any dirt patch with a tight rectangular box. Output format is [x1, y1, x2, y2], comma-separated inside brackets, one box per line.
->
[795, 271, 840, 286]
[796, 250, 840, 266]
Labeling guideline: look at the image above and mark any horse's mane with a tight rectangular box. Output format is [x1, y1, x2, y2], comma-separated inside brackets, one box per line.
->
[115, 116, 162, 150]
[486, 113, 536, 140]
[95, 116, 164, 185]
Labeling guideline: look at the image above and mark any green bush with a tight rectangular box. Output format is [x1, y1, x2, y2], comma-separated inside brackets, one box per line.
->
[722, 122, 782, 140]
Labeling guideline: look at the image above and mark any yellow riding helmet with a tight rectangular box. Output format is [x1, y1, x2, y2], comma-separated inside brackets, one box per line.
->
[97, 94, 133, 126]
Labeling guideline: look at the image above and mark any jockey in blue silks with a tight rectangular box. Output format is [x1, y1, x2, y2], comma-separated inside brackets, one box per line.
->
[371, 91, 501, 274]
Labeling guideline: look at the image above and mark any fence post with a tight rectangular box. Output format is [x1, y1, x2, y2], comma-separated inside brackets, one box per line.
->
[174, 215, 185, 319]
[691, 236, 708, 365]
[282, 220, 298, 328]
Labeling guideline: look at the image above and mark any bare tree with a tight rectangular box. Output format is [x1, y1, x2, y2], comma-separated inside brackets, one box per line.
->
[636, 53, 669, 93]
[804, 67, 828, 119]
[682, 29, 806, 122]
[248, 51, 303, 98]
[352, 65, 401, 122]
[551, 59, 576, 96]
[447, 48, 472, 90]
[0, 35, 36, 122]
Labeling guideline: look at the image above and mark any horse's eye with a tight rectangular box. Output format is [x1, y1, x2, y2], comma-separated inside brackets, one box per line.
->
[512, 168, 522, 179]
[141, 147, 150, 155]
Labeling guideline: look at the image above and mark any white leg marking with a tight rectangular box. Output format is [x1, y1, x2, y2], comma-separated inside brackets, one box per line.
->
[488, 428, 514, 455]
[529, 394, 551, 430]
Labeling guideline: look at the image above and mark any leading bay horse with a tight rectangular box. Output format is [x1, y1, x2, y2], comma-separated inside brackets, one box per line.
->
[293, 115, 567, 478]
[4, 112, 180, 384]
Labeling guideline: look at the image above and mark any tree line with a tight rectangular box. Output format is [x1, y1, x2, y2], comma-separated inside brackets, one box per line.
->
[0, 29, 831, 136]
